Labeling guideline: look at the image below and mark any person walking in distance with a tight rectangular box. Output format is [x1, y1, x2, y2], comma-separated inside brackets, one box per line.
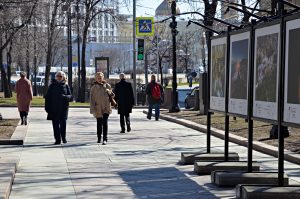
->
[114, 73, 134, 133]
[16, 71, 33, 125]
[45, 71, 73, 145]
[146, 75, 163, 121]
[90, 72, 115, 145]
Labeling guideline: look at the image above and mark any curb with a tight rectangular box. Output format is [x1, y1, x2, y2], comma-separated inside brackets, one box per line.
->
[142, 111, 300, 165]
[0, 162, 18, 199]
[0, 120, 28, 145]
[0, 120, 25, 199]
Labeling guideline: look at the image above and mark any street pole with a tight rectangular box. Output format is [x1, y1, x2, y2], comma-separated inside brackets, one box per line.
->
[170, 0, 180, 112]
[157, 34, 160, 82]
[76, 0, 81, 102]
[33, 17, 37, 96]
[67, 0, 73, 92]
[132, 0, 137, 105]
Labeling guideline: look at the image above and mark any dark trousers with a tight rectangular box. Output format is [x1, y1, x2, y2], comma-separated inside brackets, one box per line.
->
[97, 113, 109, 142]
[120, 113, 130, 131]
[19, 111, 28, 122]
[52, 119, 66, 143]
[147, 102, 160, 119]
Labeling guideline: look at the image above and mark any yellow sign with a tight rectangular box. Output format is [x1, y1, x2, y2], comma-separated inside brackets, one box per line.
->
[136, 17, 154, 37]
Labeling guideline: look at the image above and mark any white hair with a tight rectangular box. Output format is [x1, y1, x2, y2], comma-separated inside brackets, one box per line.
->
[56, 71, 66, 80]
[119, 73, 125, 79]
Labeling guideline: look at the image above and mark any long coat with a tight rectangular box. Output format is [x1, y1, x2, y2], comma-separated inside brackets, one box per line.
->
[45, 80, 73, 120]
[16, 77, 33, 112]
[114, 79, 134, 115]
[90, 81, 114, 118]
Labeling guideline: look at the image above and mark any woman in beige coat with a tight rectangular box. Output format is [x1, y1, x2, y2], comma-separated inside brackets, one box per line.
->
[90, 72, 114, 145]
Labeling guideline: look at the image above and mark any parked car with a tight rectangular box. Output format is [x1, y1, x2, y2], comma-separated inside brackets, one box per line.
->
[32, 76, 45, 86]
[184, 86, 199, 109]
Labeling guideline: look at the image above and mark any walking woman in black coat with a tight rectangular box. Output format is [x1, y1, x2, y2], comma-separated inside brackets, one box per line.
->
[114, 73, 134, 133]
[45, 71, 73, 144]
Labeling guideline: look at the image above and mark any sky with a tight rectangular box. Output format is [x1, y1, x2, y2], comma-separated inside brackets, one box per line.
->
[119, 0, 198, 17]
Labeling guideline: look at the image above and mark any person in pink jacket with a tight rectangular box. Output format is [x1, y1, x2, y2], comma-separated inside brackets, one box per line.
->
[16, 71, 33, 125]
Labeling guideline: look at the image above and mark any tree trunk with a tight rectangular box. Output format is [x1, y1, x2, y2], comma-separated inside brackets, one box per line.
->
[44, 35, 52, 96]
[80, 28, 87, 102]
[25, 26, 30, 80]
[0, 35, 11, 98]
[44, 0, 59, 96]
[7, 41, 13, 97]
[159, 57, 163, 87]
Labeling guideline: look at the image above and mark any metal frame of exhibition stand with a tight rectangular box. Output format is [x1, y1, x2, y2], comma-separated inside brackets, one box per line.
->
[205, 10, 300, 189]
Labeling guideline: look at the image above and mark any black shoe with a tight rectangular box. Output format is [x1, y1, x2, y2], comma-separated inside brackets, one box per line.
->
[155, 117, 159, 121]
[24, 118, 27, 125]
[127, 127, 131, 132]
[54, 141, 61, 145]
[102, 140, 107, 145]
[97, 139, 101, 143]
[147, 115, 151, 120]
[120, 130, 125, 133]
[62, 139, 67, 144]
[21, 120, 24, 125]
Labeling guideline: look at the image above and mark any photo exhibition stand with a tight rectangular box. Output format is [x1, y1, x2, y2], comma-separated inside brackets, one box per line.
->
[181, 7, 300, 199]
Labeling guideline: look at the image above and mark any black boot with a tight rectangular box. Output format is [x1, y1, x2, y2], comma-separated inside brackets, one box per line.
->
[24, 116, 27, 125]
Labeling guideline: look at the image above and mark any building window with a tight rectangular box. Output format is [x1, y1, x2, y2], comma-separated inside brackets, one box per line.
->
[92, 20, 96, 28]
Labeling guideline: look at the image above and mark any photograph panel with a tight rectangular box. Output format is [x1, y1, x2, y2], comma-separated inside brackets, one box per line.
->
[230, 39, 249, 100]
[210, 37, 226, 112]
[284, 18, 300, 124]
[255, 33, 278, 102]
[253, 24, 280, 121]
[228, 32, 250, 116]
[287, 28, 300, 104]
[211, 44, 226, 97]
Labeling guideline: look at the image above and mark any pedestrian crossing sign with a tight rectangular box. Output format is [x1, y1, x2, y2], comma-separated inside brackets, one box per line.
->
[136, 17, 154, 37]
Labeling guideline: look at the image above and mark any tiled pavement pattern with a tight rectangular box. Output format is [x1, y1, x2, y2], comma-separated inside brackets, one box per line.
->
[0, 107, 299, 199]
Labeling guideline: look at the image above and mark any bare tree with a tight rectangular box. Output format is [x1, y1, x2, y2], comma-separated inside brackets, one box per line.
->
[78, 0, 116, 102]
[0, 0, 38, 98]
[43, 0, 61, 96]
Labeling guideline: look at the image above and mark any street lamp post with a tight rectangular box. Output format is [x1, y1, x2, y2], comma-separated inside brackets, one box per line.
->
[169, 0, 180, 112]
[76, 0, 81, 101]
[66, 0, 73, 92]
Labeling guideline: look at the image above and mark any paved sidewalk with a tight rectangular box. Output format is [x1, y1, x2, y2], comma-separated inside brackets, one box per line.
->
[1, 108, 300, 199]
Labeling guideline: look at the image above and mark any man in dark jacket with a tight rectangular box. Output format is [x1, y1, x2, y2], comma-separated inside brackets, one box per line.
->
[45, 71, 73, 144]
[114, 73, 134, 133]
[146, 75, 163, 121]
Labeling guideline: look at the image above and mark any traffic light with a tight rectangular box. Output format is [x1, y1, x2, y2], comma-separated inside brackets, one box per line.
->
[137, 39, 144, 60]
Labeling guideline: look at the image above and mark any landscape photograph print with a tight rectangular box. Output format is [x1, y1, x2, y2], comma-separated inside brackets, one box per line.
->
[211, 44, 226, 97]
[230, 39, 249, 100]
[287, 28, 300, 104]
[255, 33, 278, 102]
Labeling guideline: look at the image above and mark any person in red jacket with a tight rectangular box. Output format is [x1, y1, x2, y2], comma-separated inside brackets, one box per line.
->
[146, 75, 163, 121]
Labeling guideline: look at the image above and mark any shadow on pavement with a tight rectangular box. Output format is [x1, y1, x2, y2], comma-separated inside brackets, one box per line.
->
[118, 167, 218, 199]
